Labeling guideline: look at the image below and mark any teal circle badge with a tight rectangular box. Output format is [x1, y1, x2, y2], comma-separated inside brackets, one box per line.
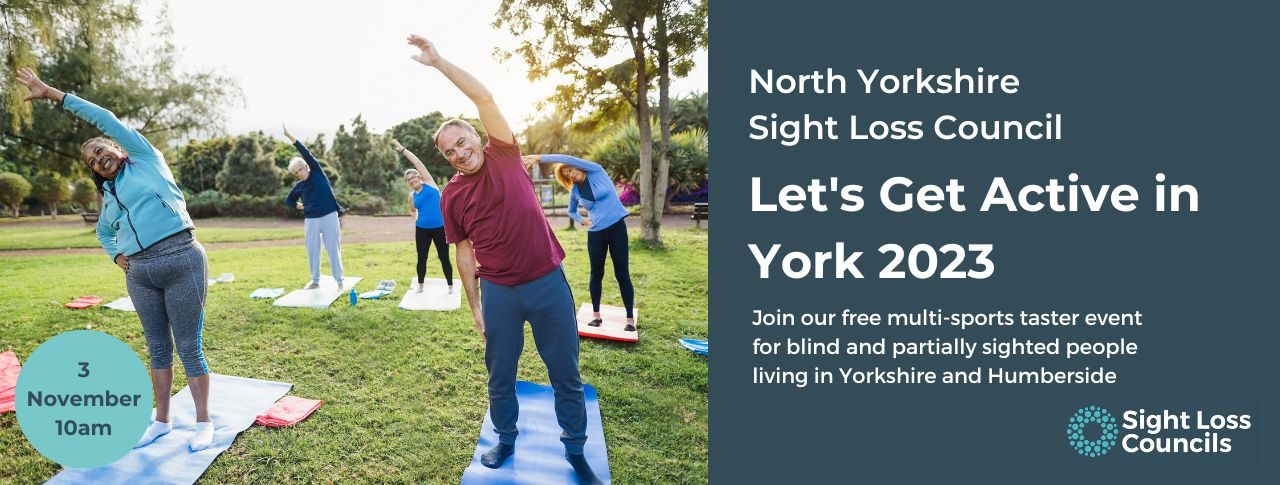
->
[1066, 405, 1118, 458]
[15, 330, 152, 468]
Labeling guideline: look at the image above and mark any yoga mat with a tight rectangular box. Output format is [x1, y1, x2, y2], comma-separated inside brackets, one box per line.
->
[103, 297, 136, 312]
[398, 278, 460, 311]
[0, 350, 20, 413]
[576, 304, 638, 343]
[47, 374, 291, 485]
[64, 296, 103, 309]
[461, 381, 611, 484]
[679, 338, 708, 356]
[272, 276, 363, 309]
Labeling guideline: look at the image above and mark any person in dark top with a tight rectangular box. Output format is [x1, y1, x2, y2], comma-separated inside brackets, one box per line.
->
[283, 124, 345, 289]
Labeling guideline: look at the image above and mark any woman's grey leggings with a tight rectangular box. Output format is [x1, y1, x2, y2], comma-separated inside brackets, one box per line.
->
[125, 230, 210, 378]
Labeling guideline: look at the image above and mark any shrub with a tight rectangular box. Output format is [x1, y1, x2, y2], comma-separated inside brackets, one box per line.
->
[0, 172, 32, 217]
[337, 190, 387, 215]
[186, 190, 224, 218]
[221, 194, 291, 218]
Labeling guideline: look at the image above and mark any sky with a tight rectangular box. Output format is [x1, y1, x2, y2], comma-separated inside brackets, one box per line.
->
[144, 0, 708, 141]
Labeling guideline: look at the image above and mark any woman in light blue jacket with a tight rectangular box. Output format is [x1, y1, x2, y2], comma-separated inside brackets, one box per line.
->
[18, 68, 216, 451]
[527, 153, 636, 331]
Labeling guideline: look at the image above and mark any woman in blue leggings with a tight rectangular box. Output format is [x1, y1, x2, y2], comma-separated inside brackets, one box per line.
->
[528, 154, 636, 331]
[17, 68, 215, 451]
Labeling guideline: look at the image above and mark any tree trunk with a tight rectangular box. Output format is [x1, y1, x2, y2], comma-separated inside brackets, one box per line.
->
[630, 20, 659, 245]
[650, 2, 673, 247]
[48, 202, 58, 219]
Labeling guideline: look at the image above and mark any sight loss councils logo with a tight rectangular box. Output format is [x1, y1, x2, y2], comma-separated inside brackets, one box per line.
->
[1067, 405, 1118, 457]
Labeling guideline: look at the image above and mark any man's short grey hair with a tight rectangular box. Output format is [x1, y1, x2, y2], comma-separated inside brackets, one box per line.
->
[433, 118, 478, 147]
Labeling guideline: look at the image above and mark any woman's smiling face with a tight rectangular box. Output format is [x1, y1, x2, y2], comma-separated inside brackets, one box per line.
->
[81, 139, 124, 179]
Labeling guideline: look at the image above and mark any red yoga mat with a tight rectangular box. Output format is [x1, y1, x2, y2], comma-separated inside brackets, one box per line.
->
[0, 351, 21, 413]
[255, 396, 323, 427]
[64, 296, 104, 309]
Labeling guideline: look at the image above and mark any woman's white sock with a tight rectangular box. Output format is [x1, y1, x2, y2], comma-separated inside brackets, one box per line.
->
[134, 420, 171, 448]
[189, 421, 215, 451]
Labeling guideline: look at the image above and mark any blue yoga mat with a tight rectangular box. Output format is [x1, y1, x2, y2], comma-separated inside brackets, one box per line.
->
[462, 381, 611, 484]
[47, 374, 291, 485]
[679, 338, 708, 355]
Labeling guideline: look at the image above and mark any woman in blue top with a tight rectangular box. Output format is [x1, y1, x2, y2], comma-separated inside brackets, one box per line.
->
[392, 139, 453, 293]
[526, 154, 636, 331]
[17, 68, 217, 451]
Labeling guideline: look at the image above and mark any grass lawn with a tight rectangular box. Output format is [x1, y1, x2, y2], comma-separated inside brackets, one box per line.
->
[0, 226, 708, 483]
[0, 225, 302, 250]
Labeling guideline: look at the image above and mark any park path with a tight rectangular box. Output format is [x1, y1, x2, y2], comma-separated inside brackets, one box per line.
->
[0, 213, 702, 257]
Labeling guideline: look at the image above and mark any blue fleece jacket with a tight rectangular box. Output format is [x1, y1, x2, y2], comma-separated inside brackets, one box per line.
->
[543, 154, 629, 231]
[284, 141, 339, 219]
[63, 94, 194, 260]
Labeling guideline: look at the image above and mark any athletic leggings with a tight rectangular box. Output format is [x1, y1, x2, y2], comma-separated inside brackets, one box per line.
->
[587, 218, 634, 318]
[415, 226, 452, 286]
[125, 230, 210, 378]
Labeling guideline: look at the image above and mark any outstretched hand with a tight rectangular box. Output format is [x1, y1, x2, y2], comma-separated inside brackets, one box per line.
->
[282, 123, 296, 143]
[521, 155, 541, 170]
[16, 68, 60, 102]
[391, 138, 405, 152]
[407, 34, 442, 66]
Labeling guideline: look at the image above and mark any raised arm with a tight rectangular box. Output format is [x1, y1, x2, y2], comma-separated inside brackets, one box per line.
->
[392, 138, 437, 189]
[16, 68, 155, 162]
[407, 35, 514, 144]
[284, 124, 327, 179]
[534, 154, 606, 175]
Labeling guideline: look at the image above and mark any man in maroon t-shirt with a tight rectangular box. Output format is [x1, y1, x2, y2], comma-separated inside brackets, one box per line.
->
[407, 34, 600, 484]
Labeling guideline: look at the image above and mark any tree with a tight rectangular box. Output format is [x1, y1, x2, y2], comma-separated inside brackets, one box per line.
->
[522, 111, 572, 156]
[28, 172, 70, 217]
[216, 135, 281, 197]
[173, 136, 234, 193]
[331, 115, 397, 200]
[588, 121, 706, 209]
[0, 172, 32, 217]
[71, 177, 98, 211]
[1, 3, 238, 188]
[649, 0, 707, 244]
[1, 0, 140, 131]
[495, 0, 707, 246]
[671, 91, 708, 133]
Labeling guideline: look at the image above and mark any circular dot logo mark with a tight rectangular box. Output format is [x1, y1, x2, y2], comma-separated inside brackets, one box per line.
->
[1066, 405, 1118, 458]
[15, 330, 152, 468]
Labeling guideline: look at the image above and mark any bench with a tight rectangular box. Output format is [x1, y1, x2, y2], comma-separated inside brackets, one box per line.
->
[81, 212, 99, 225]
[692, 203, 708, 228]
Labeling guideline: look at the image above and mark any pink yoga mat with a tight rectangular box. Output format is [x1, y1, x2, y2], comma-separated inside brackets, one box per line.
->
[0, 351, 20, 413]
[255, 396, 323, 427]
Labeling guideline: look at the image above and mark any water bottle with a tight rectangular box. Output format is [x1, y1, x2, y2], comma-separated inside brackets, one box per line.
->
[349, 289, 358, 306]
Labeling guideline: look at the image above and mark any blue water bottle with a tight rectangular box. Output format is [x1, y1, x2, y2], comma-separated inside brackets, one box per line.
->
[349, 289, 358, 306]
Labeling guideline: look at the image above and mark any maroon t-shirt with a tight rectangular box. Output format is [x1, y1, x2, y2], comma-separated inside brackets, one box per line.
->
[442, 136, 565, 285]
